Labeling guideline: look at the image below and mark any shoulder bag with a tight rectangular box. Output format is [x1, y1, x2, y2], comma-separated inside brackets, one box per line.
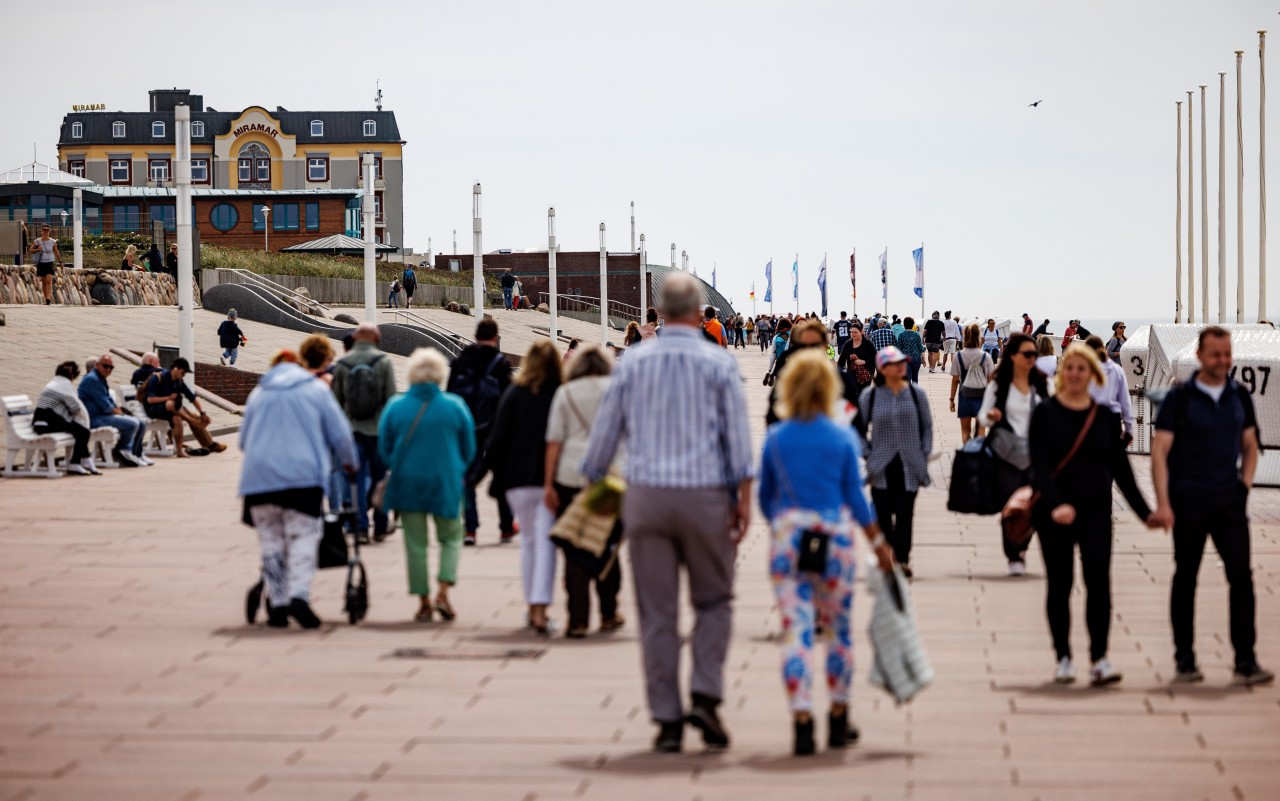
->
[1001, 403, 1098, 545]
[371, 398, 432, 513]
[768, 444, 830, 574]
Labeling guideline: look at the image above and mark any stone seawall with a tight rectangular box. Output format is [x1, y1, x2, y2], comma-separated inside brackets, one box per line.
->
[0, 265, 200, 307]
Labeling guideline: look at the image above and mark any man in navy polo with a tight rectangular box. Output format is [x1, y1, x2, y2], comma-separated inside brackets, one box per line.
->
[1150, 326, 1273, 686]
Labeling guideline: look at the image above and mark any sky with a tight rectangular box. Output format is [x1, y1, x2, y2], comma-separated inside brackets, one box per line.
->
[3, 0, 1277, 322]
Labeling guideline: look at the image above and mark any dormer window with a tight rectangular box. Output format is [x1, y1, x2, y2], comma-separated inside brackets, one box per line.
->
[152, 121, 165, 138]
[311, 119, 323, 136]
[112, 121, 126, 138]
[363, 119, 376, 137]
[191, 121, 205, 138]
[71, 122, 83, 139]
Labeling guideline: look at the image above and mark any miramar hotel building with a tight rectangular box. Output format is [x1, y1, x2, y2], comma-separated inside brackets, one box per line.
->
[12, 89, 407, 250]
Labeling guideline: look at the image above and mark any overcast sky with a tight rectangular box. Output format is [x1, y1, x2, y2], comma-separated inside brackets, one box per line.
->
[4, 0, 1277, 321]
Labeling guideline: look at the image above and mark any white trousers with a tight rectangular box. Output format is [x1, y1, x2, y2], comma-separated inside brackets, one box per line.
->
[251, 504, 322, 607]
[506, 486, 557, 606]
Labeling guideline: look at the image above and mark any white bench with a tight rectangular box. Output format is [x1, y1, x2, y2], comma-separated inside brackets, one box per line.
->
[118, 384, 174, 458]
[3, 394, 123, 478]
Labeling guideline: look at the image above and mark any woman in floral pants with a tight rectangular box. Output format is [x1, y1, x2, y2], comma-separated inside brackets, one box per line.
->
[758, 349, 893, 756]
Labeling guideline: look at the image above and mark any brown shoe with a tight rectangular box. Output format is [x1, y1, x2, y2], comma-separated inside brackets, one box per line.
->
[210, 442, 228, 453]
[600, 615, 626, 633]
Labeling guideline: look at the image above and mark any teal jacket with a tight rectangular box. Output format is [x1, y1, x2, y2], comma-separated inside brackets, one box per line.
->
[377, 383, 476, 516]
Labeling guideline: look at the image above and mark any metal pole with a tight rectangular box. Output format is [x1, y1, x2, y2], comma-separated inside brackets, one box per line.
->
[599, 223, 608, 344]
[1187, 91, 1196, 324]
[427, 236, 432, 269]
[174, 105, 194, 383]
[263, 208, 270, 253]
[1176, 101, 1183, 323]
[1201, 84, 1209, 323]
[639, 232, 647, 315]
[630, 201, 635, 252]
[1238, 51, 1246, 322]
[473, 184, 484, 318]
[548, 207, 557, 342]
[1219, 72, 1228, 323]
[670, 243, 676, 273]
[453, 229, 457, 254]
[682, 250, 688, 273]
[362, 153, 376, 322]
[72, 188, 83, 271]
[1261, 30, 1269, 322]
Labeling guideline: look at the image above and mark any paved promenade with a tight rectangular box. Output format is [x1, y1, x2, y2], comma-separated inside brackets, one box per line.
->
[2, 338, 1278, 801]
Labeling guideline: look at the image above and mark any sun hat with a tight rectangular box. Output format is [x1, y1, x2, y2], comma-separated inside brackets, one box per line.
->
[876, 345, 909, 371]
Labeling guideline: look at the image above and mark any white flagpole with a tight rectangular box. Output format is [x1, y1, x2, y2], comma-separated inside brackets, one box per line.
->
[1201, 84, 1209, 323]
[1260, 30, 1269, 323]
[548, 207, 557, 342]
[883, 246, 888, 317]
[1187, 91, 1196, 324]
[795, 252, 800, 316]
[638, 233, 647, 316]
[630, 201, 636, 253]
[472, 183, 484, 319]
[1219, 72, 1228, 323]
[364, 154, 377, 322]
[1177, 101, 1183, 323]
[1238, 50, 1246, 322]
[599, 222, 608, 344]
[175, 104, 194, 376]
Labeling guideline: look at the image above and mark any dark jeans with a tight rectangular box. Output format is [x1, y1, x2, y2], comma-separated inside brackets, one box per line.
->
[871, 457, 918, 565]
[1171, 487, 1256, 669]
[1038, 510, 1112, 662]
[353, 432, 388, 535]
[907, 355, 922, 383]
[554, 483, 622, 630]
[464, 454, 514, 535]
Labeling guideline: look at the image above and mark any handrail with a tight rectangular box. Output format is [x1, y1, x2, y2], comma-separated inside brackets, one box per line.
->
[388, 310, 470, 344]
[218, 269, 330, 315]
[537, 293, 641, 323]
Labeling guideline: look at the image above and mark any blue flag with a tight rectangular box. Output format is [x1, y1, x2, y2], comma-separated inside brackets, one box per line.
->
[913, 247, 924, 299]
[764, 260, 773, 303]
[792, 258, 799, 301]
[817, 256, 828, 317]
[712, 264, 716, 289]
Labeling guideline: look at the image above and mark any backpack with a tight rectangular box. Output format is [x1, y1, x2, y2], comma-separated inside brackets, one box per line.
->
[401, 269, 416, 291]
[452, 352, 506, 428]
[343, 355, 386, 420]
[956, 352, 989, 399]
[391, 279, 401, 293]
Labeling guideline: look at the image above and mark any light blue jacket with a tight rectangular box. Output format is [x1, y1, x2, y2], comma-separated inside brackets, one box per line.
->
[377, 382, 476, 516]
[238, 363, 357, 497]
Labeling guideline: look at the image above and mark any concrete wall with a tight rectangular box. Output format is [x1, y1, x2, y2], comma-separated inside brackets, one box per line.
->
[203, 268, 473, 306]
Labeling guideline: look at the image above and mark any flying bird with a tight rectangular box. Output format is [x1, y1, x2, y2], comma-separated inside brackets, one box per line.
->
[1029, 100, 1043, 107]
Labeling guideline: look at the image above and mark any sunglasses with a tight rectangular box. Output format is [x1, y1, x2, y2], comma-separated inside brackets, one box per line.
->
[101, 363, 115, 370]
[1018, 350, 1037, 359]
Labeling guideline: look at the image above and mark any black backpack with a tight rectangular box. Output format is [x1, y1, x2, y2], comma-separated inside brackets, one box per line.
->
[343, 355, 386, 420]
[452, 353, 506, 427]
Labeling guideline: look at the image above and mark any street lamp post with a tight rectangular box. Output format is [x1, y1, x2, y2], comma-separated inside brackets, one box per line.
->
[362, 152, 376, 322]
[599, 222, 608, 344]
[639, 232, 647, 315]
[548, 207, 558, 342]
[473, 184, 484, 318]
[261, 206, 270, 252]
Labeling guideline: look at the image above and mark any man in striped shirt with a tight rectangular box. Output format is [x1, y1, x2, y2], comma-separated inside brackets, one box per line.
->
[583, 272, 754, 754]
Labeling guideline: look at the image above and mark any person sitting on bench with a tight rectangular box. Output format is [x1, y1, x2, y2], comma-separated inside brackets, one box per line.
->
[138, 357, 226, 457]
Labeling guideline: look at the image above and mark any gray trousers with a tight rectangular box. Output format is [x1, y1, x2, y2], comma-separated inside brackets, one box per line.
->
[623, 485, 737, 724]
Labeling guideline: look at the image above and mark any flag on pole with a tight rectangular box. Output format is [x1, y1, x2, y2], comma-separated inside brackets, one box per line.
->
[792, 258, 799, 300]
[879, 249, 888, 299]
[749, 283, 755, 301]
[764, 260, 773, 303]
[913, 247, 924, 299]
[817, 256, 828, 317]
[850, 250, 857, 299]
[711, 263, 717, 289]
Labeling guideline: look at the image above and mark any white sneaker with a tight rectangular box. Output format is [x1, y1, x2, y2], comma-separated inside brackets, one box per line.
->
[1008, 560, 1027, 577]
[220, 355, 227, 365]
[119, 452, 144, 467]
[80, 458, 102, 475]
[66, 463, 91, 476]
[1054, 657, 1076, 684]
[1090, 658, 1123, 687]
[137, 455, 155, 466]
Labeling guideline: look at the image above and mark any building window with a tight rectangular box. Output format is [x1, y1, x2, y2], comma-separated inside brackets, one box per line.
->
[152, 121, 165, 138]
[210, 203, 238, 232]
[237, 142, 271, 187]
[153, 205, 176, 232]
[68, 160, 85, 178]
[191, 158, 209, 184]
[273, 203, 299, 231]
[113, 204, 140, 232]
[252, 203, 270, 231]
[109, 159, 131, 185]
[306, 157, 328, 182]
[71, 122, 83, 139]
[363, 119, 376, 137]
[112, 121, 126, 138]
[374, 193, 383, 222]
[310, 119, 323, 136]
[191, 121, 205, 138]
[306, 202, 320, 231]
[148, 159, 171, 183]
[358, 156, 383, 183]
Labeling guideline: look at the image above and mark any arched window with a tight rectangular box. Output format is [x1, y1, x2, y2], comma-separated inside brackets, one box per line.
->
[112, 121, 126, 138]
[71, 122, 83, 139]
[310, 119, 324, 136]
[363, 119, 376, 137]
[237, 142, 271, 187]
[191, 121, 205, 138]
[152, 121, 165, 138]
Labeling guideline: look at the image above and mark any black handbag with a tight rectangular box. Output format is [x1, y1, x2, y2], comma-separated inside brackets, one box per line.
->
[947, 438, 1002, 515]
[318, 512, 350, 569]
[797, 529, 830, 574]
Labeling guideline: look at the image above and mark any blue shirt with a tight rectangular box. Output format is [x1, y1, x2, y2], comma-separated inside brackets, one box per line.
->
[869, 326, 897, 351]
[582, 326, 755, 489]
[759, 417, 876, 526]
[77, 368, 117, 420]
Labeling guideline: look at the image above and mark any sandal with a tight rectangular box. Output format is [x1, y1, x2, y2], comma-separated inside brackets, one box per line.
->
[414, 603, 433, 623]
[434, 597, 456, 622]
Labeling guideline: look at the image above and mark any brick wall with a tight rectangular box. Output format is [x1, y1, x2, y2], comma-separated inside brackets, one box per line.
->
[195, 362, 259, 405]
[102, 196, 352, 251]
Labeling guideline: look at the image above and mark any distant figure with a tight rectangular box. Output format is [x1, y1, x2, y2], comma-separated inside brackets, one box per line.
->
[388, 277, 402, 308]
[145, 243, 163, 273]
[401, 265, 417, 308]
[30, 224, 61, 305]
[639, 307, 659, 340]
[218, 309, 246, 366]
[165, 244, 178, 278]
[502, 269, 516, 310]
[122, 244, 140, 271]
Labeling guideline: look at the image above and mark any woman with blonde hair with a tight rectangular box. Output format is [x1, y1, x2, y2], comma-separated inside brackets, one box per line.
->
[121, 244, 141, 271]
[477, 339, 564, 634]
[1029, 342, 1155, 686]
[379, 348, 476, 621]
[949, 322, 996, 443]
[759, 349, 892, 756]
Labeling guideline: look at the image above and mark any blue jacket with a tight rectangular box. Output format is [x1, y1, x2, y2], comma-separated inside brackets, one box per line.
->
[78, 368, 117, 420]
[378, 383, 476, 516]
[238, 363, 357, 497]
[759, 416, 876, 526]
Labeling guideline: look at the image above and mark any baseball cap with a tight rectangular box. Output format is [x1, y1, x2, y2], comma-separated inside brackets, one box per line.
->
[876, 345, 909, 371]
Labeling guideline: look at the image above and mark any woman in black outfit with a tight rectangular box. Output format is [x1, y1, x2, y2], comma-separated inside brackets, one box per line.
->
[837, 322, 878, 393]
[1029, 343, 1155, 687]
